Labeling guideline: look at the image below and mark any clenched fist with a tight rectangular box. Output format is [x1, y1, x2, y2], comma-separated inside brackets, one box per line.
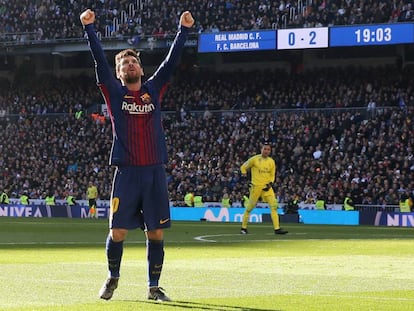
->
[80, 9, 95, 26]
[180, 11, 194, 28]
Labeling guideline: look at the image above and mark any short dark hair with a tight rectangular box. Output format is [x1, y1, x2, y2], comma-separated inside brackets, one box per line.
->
[262, 140, 272, 147]
[115, 49, 141, 75]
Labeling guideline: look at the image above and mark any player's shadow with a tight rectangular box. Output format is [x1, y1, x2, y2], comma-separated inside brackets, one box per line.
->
[135, 300, 282, 311]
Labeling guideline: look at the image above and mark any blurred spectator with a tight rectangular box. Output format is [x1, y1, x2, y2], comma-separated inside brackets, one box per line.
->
[66, 192, 77, 206]
[184, 187, 194, 207]
[45, 191, 55, 205]
[19, 191, 30, 205]
[343, 194, 355, 211]
[1, 65, 414, 208]
[315, 196, 326, 210]
[0, 190, 9, 204]
[399, 191, 413, 212]
[221, 192, 232, 208]
[285, 194, 300, 214]
[0, 0, 412, 44]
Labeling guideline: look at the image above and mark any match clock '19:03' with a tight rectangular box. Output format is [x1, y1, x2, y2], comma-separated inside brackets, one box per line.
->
[329, 23, 414, 47]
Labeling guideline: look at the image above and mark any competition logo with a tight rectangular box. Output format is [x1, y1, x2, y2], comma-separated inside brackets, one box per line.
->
[121, 93, 155, 114]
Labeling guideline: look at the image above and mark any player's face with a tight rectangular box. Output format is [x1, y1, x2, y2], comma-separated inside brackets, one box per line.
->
[261, 145, 271, 157]
[117, 56, 143, 84]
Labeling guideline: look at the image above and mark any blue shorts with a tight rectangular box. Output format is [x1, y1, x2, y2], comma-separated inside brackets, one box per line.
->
[109, 165, 171, 231]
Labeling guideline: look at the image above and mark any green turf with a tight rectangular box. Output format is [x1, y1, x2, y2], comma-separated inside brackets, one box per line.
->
[0, 218, 413, 310]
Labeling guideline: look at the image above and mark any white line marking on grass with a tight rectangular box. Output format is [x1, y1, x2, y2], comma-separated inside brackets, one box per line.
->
[0, 240, 187, 246]
[194, 234, 294, 243]
[0, 241, 146, 246]
[195, 233, 267, 243]
[301, 293, 414, 302]
[0, 220, 105, 226]
[265, 232, 307, 235]
[0, 241, 105, 246]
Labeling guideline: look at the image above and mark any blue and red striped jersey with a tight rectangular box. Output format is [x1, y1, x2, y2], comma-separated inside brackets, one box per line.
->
[85, 24, 189, 166]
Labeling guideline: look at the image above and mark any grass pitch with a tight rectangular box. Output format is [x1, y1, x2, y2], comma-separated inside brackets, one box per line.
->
[0, 218, 413, 311]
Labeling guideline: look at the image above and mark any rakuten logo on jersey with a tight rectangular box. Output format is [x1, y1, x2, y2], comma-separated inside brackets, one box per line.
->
[121, 101, 155, 114]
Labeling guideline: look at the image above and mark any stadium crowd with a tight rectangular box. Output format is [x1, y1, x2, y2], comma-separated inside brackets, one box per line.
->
[2, 64, 413, 115]
[1, 0, 413, 43]
[1, 65, 413, 207]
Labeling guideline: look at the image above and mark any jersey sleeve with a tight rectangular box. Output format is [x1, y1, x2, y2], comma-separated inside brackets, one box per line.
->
[84, 24, 117, 87]
[270, 159, 276, 183]
[240, 157, 253, 175]
[147, 25, 190, 94]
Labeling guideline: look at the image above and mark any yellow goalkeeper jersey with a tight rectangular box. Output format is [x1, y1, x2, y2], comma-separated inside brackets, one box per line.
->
[240, 154, 276, 187]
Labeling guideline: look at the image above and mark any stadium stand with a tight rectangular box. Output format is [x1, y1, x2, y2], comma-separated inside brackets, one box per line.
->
[0, 0, 413, 44]
[1, 65, 413, 207]
[1, 1, 413, 208]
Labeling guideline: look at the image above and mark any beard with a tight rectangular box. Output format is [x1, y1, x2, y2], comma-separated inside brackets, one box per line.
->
[124, 71, 140, 84]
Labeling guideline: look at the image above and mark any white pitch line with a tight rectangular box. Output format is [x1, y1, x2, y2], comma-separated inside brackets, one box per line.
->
[194, 233, 298, 243]
[0, 220, 104, 226]
[194, 233, 307, 243]
[300, 292, 414, 302]
[0, 241, 105, 246]
[0, 240, 189, 246]
[194, 234, 243, 242]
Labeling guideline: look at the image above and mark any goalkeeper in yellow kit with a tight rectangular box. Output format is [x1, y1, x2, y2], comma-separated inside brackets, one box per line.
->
[240, 142, 288, 235]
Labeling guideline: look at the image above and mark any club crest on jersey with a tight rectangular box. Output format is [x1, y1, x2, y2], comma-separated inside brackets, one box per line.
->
[121, 93, 154, 114]
[140, 93, 152, 104]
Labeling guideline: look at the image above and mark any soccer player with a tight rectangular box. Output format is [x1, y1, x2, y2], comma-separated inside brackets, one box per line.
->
[80, 9, 194, 302]
[87, 181, 98, 218]
[240, 142, 288, 235]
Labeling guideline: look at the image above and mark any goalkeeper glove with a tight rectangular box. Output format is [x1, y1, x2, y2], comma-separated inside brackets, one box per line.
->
[262, 182, 273, 191]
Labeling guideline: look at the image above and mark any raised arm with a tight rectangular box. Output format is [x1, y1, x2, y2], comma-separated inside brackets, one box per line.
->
[80, 8, 95, 26]
[149, 11, 195, 91]
[80, 9, 114, 86]
[180, 11, 195, 28]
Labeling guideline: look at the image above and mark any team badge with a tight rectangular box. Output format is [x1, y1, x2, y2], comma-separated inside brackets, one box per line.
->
[140, 93, 152, 104]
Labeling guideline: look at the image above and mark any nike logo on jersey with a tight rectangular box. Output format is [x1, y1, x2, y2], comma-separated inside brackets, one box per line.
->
[159, 218, 170, 224]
